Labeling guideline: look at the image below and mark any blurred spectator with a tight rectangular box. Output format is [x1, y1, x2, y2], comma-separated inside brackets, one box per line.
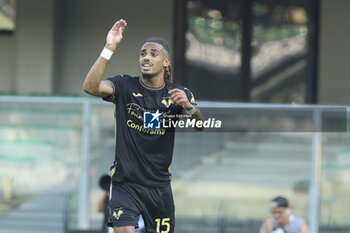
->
[98, 174, 111, 233]
[259, 195, 308, 233]
[97, 174, 145, 233]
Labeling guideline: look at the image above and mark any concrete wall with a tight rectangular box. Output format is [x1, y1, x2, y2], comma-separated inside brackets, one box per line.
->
[0, 34, 15, 93]
[15, 0, 55, 95]
[1, 0, 350, 104]
[318, 0, 350, 105]
[0, 0, 173, 96]
[54, 0, 173, 96]
[0, 0, 55, 95]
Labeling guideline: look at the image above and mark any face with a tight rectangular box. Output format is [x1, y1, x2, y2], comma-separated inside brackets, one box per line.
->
[139, 42, 170, 78]
[271, 207, 289, 224]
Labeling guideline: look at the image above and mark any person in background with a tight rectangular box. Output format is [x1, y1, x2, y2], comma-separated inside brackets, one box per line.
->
[259, 195, 308, 233]
[98, 174, 111, 233]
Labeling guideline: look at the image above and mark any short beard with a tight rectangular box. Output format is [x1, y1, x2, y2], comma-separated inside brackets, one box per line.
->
[142, 73, 154, 80]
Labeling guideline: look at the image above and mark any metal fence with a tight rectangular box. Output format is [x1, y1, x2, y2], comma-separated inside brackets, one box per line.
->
[0, 96, 349, 233]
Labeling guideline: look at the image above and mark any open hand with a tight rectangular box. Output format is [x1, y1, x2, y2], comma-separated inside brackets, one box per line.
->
[106, 19, 127, 51]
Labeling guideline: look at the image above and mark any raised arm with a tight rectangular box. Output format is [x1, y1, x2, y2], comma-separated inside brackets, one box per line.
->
[83, 19, 127, 97]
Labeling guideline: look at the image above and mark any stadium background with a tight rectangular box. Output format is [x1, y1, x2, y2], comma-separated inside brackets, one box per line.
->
[0, 0, 350, 233]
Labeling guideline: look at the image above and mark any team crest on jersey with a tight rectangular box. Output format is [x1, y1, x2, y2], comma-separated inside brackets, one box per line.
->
[113, 208, 124, 220]
[184, 88, 196, 103]
[132, 92, 143, 97]
[161, 97, 173, 108]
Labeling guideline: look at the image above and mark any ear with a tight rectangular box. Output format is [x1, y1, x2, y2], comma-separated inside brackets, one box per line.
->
[163, 57, 171, 67]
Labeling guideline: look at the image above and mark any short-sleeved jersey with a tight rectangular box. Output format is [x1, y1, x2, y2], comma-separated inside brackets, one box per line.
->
[103, 74, 196, 187]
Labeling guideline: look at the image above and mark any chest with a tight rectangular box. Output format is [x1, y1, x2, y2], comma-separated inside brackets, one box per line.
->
[124, 86, 179, 113]
[118, 85, 182, 123]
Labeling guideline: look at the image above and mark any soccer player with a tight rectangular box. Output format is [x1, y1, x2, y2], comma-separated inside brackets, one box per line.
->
[259, 196, 308, 233]
[83, 19, 204, 233]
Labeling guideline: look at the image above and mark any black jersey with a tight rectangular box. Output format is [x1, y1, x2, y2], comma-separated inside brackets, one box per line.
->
[103, 75, 196, 187]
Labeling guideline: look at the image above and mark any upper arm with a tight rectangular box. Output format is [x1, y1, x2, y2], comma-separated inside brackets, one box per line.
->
[99, 80, 115, 98]
[83, 79, 114, 98]
[101, 75, 127, 102]
[299, 223, 308, 233]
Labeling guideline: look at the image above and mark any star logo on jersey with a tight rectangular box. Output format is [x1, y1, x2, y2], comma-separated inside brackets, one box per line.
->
[143, 110, 161, 129]
[132, 92, 143, 97]
[161, 97, 173, 108]
[113, 208, 124, 220]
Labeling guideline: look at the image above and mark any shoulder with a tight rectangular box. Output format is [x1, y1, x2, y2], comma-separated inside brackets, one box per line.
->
[104, 74, 139, 88]
[290, 215, 306, 227]
[102, 75, 138, 102]
[105, 74, 135, 83]
[170, 83, 191, 91]
[170, 83, 194, 95]
[292, 216, 305, 223]
[171, 83, 196, 104]
[291, 216, 308, 233]
[170, 82, 184, 89]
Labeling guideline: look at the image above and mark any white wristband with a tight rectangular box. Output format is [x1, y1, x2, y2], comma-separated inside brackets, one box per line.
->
[185, 107, 197, 116]
[100, 47, 114, 60]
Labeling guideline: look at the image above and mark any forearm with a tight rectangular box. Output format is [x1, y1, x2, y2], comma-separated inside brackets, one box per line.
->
[83, 55, 109, 95]
[191, 106, 204, 122]
[184, 105, 204, 131]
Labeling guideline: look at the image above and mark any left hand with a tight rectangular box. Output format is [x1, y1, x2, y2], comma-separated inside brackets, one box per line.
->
[106, 19, 127, 51]
[168, 88, 193, 110]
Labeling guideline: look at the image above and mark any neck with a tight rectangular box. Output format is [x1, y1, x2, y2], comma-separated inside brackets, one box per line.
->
[141, 73, 164, 88]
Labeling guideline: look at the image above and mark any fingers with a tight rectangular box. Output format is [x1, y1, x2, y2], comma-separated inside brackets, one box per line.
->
[111, 19, 127, 31]
[171, 95, 187, 103]
[118, 19, 127, 31]
[168, 88, 183, 95]
[169, 88, 189, 107]
[168, 88, 184, 100]
[119, 22, 127, 33]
